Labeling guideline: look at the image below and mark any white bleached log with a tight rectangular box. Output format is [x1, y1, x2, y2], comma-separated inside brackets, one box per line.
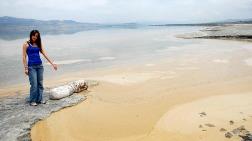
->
[49, 80, 88, 100]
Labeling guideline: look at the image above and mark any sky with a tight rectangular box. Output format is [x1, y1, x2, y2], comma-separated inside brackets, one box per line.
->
[1, 0, 252, 24]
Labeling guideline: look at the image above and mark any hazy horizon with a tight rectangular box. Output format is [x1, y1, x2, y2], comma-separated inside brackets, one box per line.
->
[1, 0, 252, 24]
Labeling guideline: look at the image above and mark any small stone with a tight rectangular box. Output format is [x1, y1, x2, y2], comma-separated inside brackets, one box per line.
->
[202, 129, 207, 131]
[225, 132, 233, 138]
[220, 128, 227, 132]
[205, 123, 215, 127]
[199, 112, 207, 117]
[199, 125, 203, 128]
[229, 120, 234, 125]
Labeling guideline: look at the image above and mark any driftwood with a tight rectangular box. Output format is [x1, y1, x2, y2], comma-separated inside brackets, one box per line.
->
[49, 80, 88, 100]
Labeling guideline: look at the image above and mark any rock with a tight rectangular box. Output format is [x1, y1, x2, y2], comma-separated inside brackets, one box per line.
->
[49, 80, 88, 100]
[199, 112, 207, 117]
[199, 125, 203, 128]
[220, 128, 227, 132]
[229, 120, 234, 125]
[225, 132, 233, 138]
[227, 125, 252, 141]
[204, 123, 215, 127]
[202, 129, 207, 131]
[239, 134, 252, 141]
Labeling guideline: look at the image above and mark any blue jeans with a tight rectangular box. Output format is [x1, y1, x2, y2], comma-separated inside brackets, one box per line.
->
[28, 64, 44, 103]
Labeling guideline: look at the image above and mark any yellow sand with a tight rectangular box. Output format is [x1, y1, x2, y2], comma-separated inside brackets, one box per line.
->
[31, 74, 252, 141]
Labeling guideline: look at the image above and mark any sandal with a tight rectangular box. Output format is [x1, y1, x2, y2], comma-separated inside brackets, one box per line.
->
[30, 102, 37, 106]
[37, 100, 47, 104]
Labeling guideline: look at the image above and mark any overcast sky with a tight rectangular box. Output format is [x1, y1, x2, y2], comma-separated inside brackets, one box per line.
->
[1, 0, 252, 23]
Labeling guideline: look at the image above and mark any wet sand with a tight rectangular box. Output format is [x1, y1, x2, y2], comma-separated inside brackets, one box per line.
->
[177, 24, 252, 42]
[29, 39, 252, 141]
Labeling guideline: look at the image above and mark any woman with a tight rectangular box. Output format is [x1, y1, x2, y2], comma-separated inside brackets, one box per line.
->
[22, 30, 57, 106]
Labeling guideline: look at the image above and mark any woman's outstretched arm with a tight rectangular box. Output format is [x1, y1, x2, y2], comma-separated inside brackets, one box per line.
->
[40, 44, 57, 70]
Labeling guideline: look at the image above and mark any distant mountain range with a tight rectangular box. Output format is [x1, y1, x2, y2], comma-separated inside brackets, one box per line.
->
[1, 16, 251, 40]
[0, 16, 139, 40]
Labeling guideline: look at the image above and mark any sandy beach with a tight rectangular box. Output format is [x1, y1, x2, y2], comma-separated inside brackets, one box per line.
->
[27, 38, 252, 141]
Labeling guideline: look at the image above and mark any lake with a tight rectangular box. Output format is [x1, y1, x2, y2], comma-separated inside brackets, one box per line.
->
[0, 26, 201, 87]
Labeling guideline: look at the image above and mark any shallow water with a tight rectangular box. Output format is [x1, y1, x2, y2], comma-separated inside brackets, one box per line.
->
[0, 26, 201, 87]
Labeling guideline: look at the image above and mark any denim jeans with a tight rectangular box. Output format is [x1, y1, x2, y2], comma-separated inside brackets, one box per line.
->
[28, 64, 44, 103]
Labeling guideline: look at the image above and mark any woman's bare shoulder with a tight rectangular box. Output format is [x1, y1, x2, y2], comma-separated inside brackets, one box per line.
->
[23, 40, 29, 47]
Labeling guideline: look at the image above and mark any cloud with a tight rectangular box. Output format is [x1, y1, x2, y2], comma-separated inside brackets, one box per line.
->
[5, 0, 108, 10]
[0, 0, 252, 23]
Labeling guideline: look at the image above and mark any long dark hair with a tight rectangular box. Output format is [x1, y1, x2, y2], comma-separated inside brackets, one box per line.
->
[29, 30, 42, 50]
